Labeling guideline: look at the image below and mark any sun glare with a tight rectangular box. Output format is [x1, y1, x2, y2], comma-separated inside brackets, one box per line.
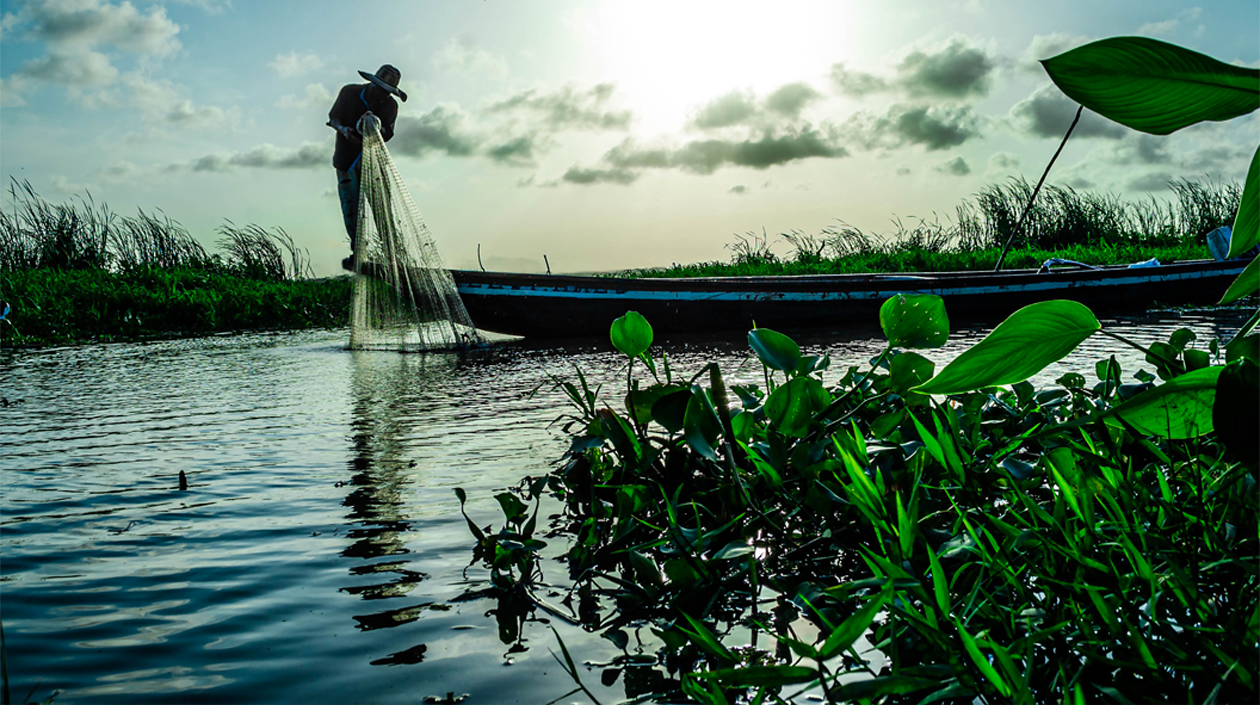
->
[573, 0, 860, 133]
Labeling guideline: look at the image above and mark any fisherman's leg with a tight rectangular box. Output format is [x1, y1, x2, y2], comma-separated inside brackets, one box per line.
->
[336, 167, 361, 249]
[336, 167, 361, 271]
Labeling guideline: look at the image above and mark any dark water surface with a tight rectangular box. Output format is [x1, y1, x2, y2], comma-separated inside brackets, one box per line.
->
[1, 309, 1247, 704]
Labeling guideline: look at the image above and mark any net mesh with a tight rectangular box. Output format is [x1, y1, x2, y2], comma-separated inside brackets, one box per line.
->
[348, 114, 484, 351]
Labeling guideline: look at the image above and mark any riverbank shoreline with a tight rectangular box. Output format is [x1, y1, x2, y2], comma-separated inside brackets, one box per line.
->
[2, 267, 352, 348]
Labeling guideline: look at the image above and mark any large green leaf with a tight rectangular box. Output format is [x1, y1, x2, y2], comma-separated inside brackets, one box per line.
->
[610, 311, 653, 358]
[699, 665, 818, 687]
[650, 388, 692, 433]
[764, 376, 830, 437]
[683, 389, 722, 459]
[832, 675, 941, 701]
[1042, 36, 1260, 135]
[625, 384, 683, 424]
[1104, 366, 1222, 439]
[1213, 359, 1259, 464]
[889, 351, 935, 394]
[818, 591, 888, 660]
[1219, 255, 1259, 304]
[1227, 145, 1259, 258]
[915, 301, 1100, 395]
[748, 327, 801, 372]
[879, 294, 949, 348]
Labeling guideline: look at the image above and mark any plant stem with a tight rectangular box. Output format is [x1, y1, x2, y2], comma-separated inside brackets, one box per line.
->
[994, 105, 1083, 273]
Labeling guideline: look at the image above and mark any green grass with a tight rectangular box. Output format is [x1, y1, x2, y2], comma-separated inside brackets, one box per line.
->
[628, 241, 1210, 278]
[1, 180, 343, 347]
[619, 177, 1237, 279]
[2, 268, 351, 347]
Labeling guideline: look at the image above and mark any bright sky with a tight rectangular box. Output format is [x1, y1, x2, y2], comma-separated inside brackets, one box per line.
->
[2, 0, 1257, 276]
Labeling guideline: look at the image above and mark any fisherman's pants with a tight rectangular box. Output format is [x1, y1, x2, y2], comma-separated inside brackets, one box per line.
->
[335, 166, 361, 249]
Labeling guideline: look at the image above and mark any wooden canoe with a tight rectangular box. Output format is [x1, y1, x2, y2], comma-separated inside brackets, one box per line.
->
[448, 259, 1250, 338]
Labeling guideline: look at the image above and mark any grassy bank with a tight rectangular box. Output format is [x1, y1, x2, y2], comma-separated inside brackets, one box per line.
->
[1, 179, 350, 347]
[3, 268, 351, 347]
[628, 241, 1210, 278]
[621, 178, 1236, 278]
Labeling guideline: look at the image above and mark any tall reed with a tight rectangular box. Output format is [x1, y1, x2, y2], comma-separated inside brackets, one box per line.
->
[217, 222, 312, 281]
[1, 179, 313, 281]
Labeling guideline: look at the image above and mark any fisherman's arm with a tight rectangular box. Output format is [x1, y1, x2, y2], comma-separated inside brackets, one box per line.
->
[327, 87, 362, 143]
[379, 101, 398, 142]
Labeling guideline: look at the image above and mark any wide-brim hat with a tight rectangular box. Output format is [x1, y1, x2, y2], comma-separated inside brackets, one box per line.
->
[359, 64, 407, 102]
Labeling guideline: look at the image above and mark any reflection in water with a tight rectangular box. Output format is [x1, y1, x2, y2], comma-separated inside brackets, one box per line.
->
[341, 351, 461, 661]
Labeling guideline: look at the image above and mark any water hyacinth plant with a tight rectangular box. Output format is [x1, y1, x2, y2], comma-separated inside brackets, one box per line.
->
[458, 295, 1257, 704]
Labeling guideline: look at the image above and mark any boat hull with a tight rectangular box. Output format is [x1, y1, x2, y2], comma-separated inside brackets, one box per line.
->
[451, 260, 1249, 338]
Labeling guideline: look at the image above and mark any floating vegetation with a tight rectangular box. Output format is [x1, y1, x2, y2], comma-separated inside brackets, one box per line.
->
[458, 298, 1259, 703]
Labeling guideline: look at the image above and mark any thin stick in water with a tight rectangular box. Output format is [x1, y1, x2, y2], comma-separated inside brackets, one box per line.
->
[994, 105, 1084, 272]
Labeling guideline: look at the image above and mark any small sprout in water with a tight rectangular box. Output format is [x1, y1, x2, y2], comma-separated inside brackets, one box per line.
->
[423, 693, 469, 704]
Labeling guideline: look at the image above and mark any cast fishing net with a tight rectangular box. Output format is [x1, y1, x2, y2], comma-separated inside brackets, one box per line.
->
[348, 114, 484, 351]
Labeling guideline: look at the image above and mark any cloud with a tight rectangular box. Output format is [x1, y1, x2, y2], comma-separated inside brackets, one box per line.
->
[97, 160, 141, 182]
[728, 185, 748, 195]
[0, 0, 182, 103]
[276, 83, 333, 111]
[270, 51, 324, 78]
[166, 100, 227, 128]
[485, 134, 545, 166]
[1128, 172, 1173, 191]
[1180, 145, 1251, 172]
[896, 166, 912, 176]
[432, 35, 508, 78]
[6, 0, 181, 57]
[829, 63, 888, 97]
[988, 151, 1020, 170]
[831, 36, 997, 99]
[854, 104, 983, 151]
[692, 90, 757, 129]
[690, 82, 823, 131]
[897, 37, 996, 98]
[560, 166, 638, 185]
[0, 75, 30, 106]
[167, 0, 231, 15]
[1106, 133, 1173, 166]
[1021, 33, 1091, 71]
[554, 126, 848, 186]
[126, 74, 230, 128]
[605, 127, 847, 176]
[182, 141, 329, 172]
[1137, 19, 1179, 37]
[935, 156, 971, 175]
[1008, 83, 1128, 139]
[485, 83, 630, 131]
[49, 174, 93, 195]
[389, 105, 481, 158]
[14, 49, 118, 86]
[1137, 8, 1204, 38]
[763, 83, 821, 117]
